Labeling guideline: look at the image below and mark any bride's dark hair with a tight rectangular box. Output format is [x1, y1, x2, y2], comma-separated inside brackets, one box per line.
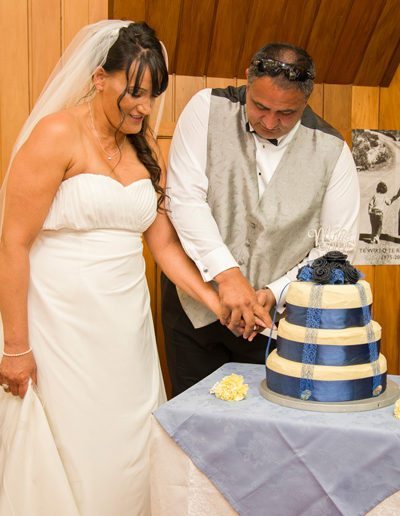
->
[103, 22, 168, 209]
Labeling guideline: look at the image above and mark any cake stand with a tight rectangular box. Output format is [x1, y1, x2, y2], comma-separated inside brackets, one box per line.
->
[260, 379, 400, 413]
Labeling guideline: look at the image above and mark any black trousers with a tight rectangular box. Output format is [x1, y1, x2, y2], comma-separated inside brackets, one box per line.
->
[161, 275, 275, 396]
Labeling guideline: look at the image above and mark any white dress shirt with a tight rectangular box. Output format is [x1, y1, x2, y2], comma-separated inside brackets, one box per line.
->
[167, 88, 360, 311]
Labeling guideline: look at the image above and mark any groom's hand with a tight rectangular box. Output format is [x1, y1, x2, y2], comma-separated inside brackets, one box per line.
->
[214, 268, 256, 336]
[214, 268, 269, 339]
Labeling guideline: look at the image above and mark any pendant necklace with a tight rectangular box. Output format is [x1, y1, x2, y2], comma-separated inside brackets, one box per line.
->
[89, 101, 126, 160]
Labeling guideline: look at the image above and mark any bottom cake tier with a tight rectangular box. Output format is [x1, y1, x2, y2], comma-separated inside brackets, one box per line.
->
[266, 351, 387, 402]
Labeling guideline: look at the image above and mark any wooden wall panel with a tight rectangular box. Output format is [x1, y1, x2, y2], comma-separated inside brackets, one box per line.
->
[29, 0, 61, 106]
[110, 0, 145, 21]
[306, 0, 353, 83]
[279, 0, 320, 49]
[0, 0, 30, 182]
[89, 0, 109, 22]
[374, 267, 400, 374]
[307, 84, 323, 117]
[381, 39, 400, 87]
[174, 0, 216, 76]
[62, 0, 90, 50]
[355, 0, 400, 86]
[205, 77, 236, 89]
[351, 85, 380, 307]
[237, 0, 287, 76]
[324, 0, 386, 84]
[206, 0, 250, 78]
[377, 65, 400, 374]
[174, 75, 205, 119]
[351, 86, 380, 130]
[146, 0, 181, 72]
[111, 0, 400, 87]
[323, 84, 352, 145]
[0, 0, 108, 183]
[379, 65, 400, 129]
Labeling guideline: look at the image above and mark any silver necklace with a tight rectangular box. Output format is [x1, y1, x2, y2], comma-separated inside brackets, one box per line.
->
[89, 102, 126, 160]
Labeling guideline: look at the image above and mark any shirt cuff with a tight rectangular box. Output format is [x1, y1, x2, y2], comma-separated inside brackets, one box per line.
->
[267, 276, 292, 314]
[194, 247, 238, 281]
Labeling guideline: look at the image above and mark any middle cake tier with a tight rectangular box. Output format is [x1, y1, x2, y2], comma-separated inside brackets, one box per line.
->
[277, 319, 382, 366]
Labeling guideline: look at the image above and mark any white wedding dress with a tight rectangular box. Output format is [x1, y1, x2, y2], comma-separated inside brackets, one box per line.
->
[0, 173, 166, 516]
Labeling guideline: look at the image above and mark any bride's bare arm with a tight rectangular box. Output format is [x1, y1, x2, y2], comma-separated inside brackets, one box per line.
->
[0, 114, 72, 397]
[143, 138, 221, 319]
[144, 210, 221, 319]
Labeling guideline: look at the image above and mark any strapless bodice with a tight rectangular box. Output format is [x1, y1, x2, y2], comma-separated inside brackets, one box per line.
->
[42, 174, 157, 233]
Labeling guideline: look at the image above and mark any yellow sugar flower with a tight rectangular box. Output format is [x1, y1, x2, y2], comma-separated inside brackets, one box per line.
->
[210, 373, 249, 401]
[394, 399, 400, 419]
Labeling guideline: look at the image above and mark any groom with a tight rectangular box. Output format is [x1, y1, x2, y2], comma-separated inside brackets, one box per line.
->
[162, 41, 359, 396]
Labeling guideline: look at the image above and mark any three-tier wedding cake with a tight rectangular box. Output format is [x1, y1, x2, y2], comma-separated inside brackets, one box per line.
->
[266, 252, 387, 403]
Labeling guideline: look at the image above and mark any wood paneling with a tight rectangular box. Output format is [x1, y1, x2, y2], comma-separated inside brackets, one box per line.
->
[379, 65, 400, 130]
[351, 85, 380, 309]
[237, 0, 287, 77]
[377, 65, 400, 373]
[0, 0, 108, 182]
[206, 0, 250, 78]
[374, 267, 400, 374]
[205, 77, 236, 89]
[307, 84, 323, 117]
[323, 84, 352, 145]
[29, 0, 61, 106]
[174, 75, 205, 119]
[89, 0, 109, 23]
[355, 0, 400, 86]
[307, 0, 354, 83]
[111, 0, 145, 21]
[62, 0, 89, 50]
[279, 0, 320, 49]
[381, 39, 400, 87]
[0, 0, 30, 181]
[146, 0, 181, 72]
[113, 0, 400, 87]
[174, 0, 216, 76]
[324, 0, 386, 84]
[351, 86, 380, 130]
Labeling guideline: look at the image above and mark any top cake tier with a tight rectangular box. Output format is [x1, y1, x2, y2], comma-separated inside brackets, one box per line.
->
[286, 279, 372, 309]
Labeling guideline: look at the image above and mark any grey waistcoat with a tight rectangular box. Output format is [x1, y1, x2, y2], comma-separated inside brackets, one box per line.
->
[178, 85, 344, 328]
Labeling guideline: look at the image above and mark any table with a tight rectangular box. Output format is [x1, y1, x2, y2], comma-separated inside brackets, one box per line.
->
[151, 363, 400, 516]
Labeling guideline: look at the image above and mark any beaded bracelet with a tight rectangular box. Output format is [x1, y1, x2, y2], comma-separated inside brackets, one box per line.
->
[3, 347, 32, 357]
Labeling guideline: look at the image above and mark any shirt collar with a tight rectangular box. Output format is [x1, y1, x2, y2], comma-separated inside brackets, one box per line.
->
[246, 119, 301, 147]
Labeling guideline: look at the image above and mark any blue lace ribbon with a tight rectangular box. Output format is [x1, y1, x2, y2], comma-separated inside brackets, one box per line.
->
[286, 304, 371, 329]
[277, 337, 381, 366]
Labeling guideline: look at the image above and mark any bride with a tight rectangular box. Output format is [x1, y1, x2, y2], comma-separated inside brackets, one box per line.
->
[0, 20, 222, 515]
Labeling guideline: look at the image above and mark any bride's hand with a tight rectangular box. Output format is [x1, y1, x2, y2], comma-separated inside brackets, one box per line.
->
[226, 288, 277, 340]
[0, 352, 37, 398]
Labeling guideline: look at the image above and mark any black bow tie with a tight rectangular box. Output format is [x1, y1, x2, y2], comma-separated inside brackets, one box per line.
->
[267, 138, 278, 146]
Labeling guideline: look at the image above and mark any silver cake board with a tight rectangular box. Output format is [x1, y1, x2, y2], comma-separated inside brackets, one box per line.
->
[260, 379, 400, 413]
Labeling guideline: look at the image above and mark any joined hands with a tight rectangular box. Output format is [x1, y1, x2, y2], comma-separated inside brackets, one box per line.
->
[214, 268, 276, 340]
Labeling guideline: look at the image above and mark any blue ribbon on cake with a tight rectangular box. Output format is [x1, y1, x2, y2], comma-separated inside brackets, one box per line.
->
[277, 336, 381, 366]
[285, 304, 371, 329]
[267, 369, 387, 402]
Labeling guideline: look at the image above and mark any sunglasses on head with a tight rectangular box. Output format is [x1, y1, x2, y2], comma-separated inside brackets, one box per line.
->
[253, 58, 315, 82]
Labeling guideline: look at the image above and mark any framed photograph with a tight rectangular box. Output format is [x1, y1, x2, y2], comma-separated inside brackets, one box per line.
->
[352, 129, 400, 265]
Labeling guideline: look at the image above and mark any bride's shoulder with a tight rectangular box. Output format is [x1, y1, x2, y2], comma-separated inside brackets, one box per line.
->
[31, 108, 81, 142]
